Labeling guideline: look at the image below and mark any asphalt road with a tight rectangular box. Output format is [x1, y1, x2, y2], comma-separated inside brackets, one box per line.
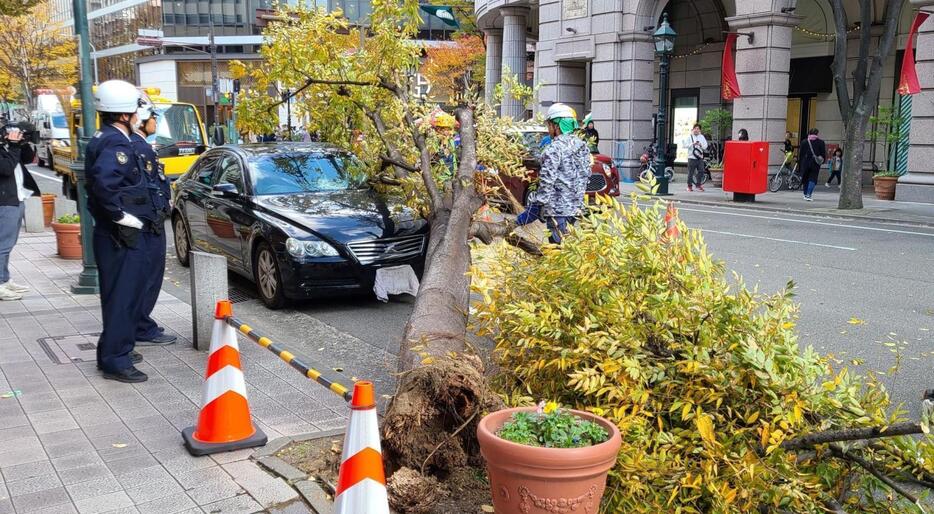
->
[30, 164, 934, 417]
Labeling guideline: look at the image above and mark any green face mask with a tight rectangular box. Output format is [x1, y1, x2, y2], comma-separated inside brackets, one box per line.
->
[556, 118, 579, 135]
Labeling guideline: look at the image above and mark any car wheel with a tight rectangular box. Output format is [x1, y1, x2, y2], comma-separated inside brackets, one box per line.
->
[173, 215, 192, 267]
[253, 242, 287, 309]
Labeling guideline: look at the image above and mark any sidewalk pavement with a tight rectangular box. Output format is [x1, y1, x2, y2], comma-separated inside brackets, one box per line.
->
[620, 182, 934, 227]
[0, 231, 353, 513]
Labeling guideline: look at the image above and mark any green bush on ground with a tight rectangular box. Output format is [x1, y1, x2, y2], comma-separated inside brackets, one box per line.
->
[471, 195, 934, 513]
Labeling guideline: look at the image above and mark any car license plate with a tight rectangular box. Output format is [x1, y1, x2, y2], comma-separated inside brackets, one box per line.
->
[178, 147, 195, 155]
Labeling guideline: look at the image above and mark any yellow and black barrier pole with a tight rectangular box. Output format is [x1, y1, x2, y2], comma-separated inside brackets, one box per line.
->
[225, 315, 353, 402]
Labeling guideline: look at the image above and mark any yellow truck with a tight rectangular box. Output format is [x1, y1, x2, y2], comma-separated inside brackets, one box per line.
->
[52, 87, 208, 199]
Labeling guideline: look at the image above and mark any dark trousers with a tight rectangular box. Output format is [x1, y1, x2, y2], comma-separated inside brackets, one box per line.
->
[94, 229, 154, 373]
[827, 170, 841, 185]
[546, 216, 576, 244]
[136, 230, 166, 340]
[687, 159, 705, 186]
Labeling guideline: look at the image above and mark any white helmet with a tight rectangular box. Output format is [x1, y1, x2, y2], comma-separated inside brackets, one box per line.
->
[137, 101, 157, 122]
[95, 80, 141, 113]
[546, 102, 577, 122]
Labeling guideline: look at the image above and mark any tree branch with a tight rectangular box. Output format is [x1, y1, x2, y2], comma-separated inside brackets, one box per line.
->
[263, 76, 381, 112]
[380, 155, 418, 173]
[851, 0, 872, 100]
[829, 445, 919, 505]
[829, 0, 852, 126]
[780, 422, 922, 451]
[863, 0, 906, 109]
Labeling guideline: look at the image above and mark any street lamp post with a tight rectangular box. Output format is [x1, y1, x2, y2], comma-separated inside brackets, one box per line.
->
[208, 16, 221, 143]
[652, 13, 677, 196]
[71, 0, 99, 293]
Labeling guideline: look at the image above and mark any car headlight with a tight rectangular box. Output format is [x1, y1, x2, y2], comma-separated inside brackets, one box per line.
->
[285, 237, 339, 258]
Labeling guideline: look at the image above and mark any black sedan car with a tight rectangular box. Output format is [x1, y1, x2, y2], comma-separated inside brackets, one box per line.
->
[171, 143, 429, 308]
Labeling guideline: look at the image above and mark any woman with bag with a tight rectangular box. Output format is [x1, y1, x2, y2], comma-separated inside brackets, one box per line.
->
[799, 128, 826, 201]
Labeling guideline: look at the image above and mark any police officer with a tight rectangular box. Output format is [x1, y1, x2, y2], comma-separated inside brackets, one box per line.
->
[131, 100, 177, 347]
[85, 80, 159, 383]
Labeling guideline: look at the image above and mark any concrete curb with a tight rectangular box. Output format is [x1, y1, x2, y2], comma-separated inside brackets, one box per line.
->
[671, 197, 934, 228]
[251, 429, 346, 514]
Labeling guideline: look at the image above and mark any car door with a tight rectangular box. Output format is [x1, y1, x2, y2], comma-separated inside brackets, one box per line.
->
[207, 152, 251, 271]
[182, 154, 221, 253]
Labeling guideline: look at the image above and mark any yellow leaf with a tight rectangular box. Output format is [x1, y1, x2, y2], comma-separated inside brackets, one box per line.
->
[696, 412, 716, 446]
[847, 317, 866, 325]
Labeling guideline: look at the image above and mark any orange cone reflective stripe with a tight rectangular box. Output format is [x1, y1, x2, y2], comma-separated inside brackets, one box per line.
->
[335, 381, 389, 514]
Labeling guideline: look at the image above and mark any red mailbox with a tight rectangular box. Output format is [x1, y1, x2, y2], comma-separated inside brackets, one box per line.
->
[723, 141, 769, 202]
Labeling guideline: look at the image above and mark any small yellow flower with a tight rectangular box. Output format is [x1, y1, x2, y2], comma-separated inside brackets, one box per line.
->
[543, 401, 559, 414]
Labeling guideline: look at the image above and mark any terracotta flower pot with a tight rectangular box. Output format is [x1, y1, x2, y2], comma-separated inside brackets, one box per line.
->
[477, 407, 622, 514]
[41, 193, 56, 227]
[710, 169, 724, 188]
[51, 222, 82, 260]
[873, 176, 897, 201]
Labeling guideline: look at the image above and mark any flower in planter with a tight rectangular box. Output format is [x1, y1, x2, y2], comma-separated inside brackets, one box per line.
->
[499, 402, 609, 448]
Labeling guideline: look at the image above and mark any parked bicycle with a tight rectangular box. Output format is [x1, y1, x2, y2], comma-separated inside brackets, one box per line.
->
[639, 143, 675, 183]
[768, 151, 802, 192]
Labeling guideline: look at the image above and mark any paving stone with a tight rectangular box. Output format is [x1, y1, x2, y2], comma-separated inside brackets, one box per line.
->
[23, 502, 79, 514]
[199, 493, 262, 514]
[114, 464, 175, 490]
[174, 466, 229, 489]
[28, 409, 79, 435]
[256, 456, 306, 484]
[0, 459, 56, 482]
[73, 491, 134, 514]
[0, 444, 48, 467]
[52, 452, 103, 472]
[105, 454, 158, 477]
[134, 493, 198, 514]
[123, 476, 185, 504]
[222, 460, 298, 508]
[64, 476, 124, 502]
[6, 472, 63, 496]
[184, 476, 244, 506]
[10, 486, 71, 512]
[58, 463, 113, 486]
[0, 434, 42, 454]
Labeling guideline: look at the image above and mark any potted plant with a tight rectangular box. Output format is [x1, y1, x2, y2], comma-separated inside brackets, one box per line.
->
[872, 170, 899, 200]
[699, 108, 732, 188]
[41, 193, 56, 227]
[51, 213, 82, 259]
[477, 402, 621, 513]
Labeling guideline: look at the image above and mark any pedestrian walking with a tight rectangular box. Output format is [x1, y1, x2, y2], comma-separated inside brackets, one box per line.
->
[683, 123, 708, 192]
[827, 147, 843, 187]
[516, 103, 591, 244]
[85, 80, 162, 383]
[737, 128, 749, 141]
[799, 128, 826, 201]
[0, 123, 38, 301]
[131, 100, 177, 347]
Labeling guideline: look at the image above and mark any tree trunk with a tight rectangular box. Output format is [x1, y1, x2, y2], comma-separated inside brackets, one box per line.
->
[838, 109, 869, 210]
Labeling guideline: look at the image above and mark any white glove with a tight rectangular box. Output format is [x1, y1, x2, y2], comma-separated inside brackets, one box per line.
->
[115, 212, 144, 229]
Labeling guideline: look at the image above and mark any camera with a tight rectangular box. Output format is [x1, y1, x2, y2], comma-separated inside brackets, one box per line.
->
[0, 122, 39, 145]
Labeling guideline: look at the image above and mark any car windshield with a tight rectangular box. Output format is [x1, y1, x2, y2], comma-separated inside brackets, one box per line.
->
[520, 131, 547, 159]
[153, 103, 204, 147]
[51, 114, 67, 129]
[250, 152, 369, 195]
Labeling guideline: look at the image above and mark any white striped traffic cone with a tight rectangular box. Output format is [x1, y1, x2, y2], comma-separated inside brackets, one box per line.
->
[182, 300, 267, 456]
[335, 381, 389, 514]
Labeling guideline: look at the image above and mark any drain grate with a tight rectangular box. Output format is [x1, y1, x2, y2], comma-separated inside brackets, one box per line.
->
[228, 285, 258, 304]
[38, 334, 100, 364]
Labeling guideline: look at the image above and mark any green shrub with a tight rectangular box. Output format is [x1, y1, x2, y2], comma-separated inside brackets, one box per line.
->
[56, 214, 79, 224]
[471, 195, 934, 512]
[498, 403, 609, 448]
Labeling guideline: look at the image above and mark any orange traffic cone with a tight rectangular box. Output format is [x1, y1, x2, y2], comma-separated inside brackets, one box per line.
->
[182, 300, 267, 456]
[663, 201, 681, 242]
[335, 381, 389, 514]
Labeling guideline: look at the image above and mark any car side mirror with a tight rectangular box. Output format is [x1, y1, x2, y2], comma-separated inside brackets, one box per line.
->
[212, 183, 238, 198]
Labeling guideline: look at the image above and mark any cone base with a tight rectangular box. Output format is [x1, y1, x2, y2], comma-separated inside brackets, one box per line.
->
[182, 424, 268, 456]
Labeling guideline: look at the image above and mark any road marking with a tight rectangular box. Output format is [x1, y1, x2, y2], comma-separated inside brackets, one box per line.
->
[678, 206, 934, 238]
[701, 229, 857, 251]
[28, 169, 63, 183]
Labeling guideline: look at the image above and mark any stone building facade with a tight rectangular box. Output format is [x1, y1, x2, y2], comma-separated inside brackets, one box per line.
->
[477, 0, 934, 203]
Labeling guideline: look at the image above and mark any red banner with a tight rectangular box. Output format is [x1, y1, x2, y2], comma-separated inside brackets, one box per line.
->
[898, 11, 931, 96]
[721, 33, 741, 101]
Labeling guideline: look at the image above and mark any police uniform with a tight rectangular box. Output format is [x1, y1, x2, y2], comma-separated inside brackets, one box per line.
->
[131, 131, 171, 342]
[85, 124, 159, 374]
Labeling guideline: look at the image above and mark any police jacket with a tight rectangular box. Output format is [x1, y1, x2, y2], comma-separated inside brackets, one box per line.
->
[0, 142, 38, 207]
[131, 132, 170, 216]
[85, 124, 158, 228]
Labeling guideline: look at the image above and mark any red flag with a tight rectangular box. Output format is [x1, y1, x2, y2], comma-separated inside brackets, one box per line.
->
[721, 33, 741, 101]
[898, 11, 931, 96]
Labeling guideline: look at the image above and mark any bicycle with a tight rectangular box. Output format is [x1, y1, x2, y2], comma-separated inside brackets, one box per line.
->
[639, 144, 675, 183]
[768, 153, 803, 192]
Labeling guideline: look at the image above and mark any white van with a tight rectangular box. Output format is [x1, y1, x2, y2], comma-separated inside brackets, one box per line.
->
[33, 110, 70, 168]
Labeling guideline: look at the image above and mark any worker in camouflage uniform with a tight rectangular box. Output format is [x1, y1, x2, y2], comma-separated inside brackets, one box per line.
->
[517, 103, 591, 244]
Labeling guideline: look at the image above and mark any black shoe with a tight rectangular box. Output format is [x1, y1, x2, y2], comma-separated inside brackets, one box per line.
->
[102, 366, 148, 383]
[136, 333, 177, 346]
[97, 352, 143, 370]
